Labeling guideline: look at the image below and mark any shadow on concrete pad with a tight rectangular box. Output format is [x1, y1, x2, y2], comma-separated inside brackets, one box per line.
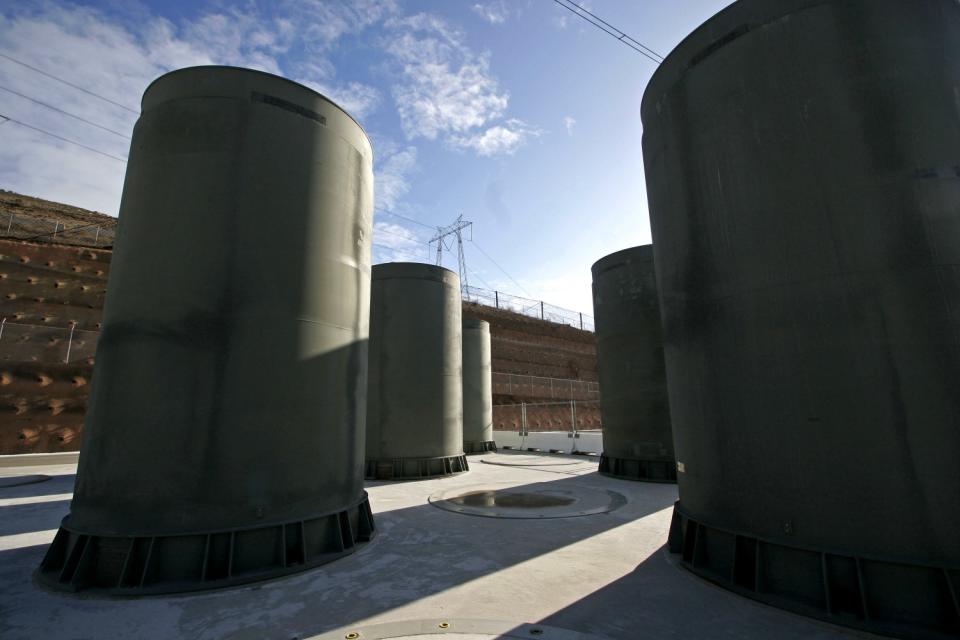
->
[0, 470, 676, 640]
[537, 545, 857, 640]
[0, 500, 71, 537]
[0, 473, 76, 500]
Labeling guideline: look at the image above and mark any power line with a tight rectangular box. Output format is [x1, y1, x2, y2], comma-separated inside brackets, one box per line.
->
[466, 266, 495, 291]
[376, 215, 521, 288]
[371, 241, 431, 261]
[0, 52, 140, 115]
[375, 225, 422, 241]
[550, 0, 663, 64]
[1, 114, 128, 162]
[551, 0, 663, 61]
[374, 208, 435, 230]
[0, 85, 131, 139]
[557, 0, 664, 59]
[469, 239, 534, 298]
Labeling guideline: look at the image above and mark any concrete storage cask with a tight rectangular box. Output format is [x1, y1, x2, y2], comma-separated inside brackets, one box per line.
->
[366, 263, 468, 479]
[642, 1, 960, 635]
[37, 66, 375, 594]
[591, 246, 674, 482]
[462, 318, 496, 454]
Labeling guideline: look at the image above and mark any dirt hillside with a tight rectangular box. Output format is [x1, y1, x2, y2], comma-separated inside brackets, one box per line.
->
[0, 190, 599, 453]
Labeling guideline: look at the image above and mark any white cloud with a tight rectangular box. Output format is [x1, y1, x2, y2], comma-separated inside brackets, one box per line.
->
[390, 56, 507, 139]
[564, 116, 576, 135]
[0, 0, 538, 223]
[386, 15, 507, 139]
[295, 0, 398, 52]
[302, 80, 381, 120]
[384, 13, 534, 157]
[0, 3, 389, 215]
[450, 118, 541, 156]
[0, 118, 126, 216]
[174, 10, 295, 73]
[370, 138, 427, 263]
[372, 221, 427, 263]
[326, 82, 381, 120]
[471, 2, 509, 25]
[0, 5, 163, 215]
[287, 0, 398, 121]
[374, 145, 418, 211]
[373, 221, 419, 249]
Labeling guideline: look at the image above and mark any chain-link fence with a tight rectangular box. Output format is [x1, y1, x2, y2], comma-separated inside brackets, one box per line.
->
[2, 213, 594, 334]
[463, 285, 594, 332]
[0, 319, 99, 364]
[494, 399, 602, 434]
[493, 372, 599, 401]
[2, 211, 117, 248]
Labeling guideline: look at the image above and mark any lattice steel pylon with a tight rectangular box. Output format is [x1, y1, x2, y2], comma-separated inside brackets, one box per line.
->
[429, 214, 473, 294]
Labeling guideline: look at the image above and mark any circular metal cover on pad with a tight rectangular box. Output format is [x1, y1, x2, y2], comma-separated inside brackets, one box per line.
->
[481, 456, 582, 468]
[428, 482, 626, 519]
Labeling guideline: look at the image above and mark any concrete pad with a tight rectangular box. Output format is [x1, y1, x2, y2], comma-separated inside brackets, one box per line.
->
[0, 475, 50, 488]
[0, 451, 872, 639]
[0, 452, 79, 468]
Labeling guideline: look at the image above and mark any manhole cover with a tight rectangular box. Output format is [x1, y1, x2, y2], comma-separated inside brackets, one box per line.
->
[449, 490, 576, 509]
[481, 456, 583, 468]
[428, 482, 626, 519]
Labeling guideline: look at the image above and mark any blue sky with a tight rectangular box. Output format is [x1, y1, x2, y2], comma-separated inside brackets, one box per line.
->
[0, 0, 729, 314]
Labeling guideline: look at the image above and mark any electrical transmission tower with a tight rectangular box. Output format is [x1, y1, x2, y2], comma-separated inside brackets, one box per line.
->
[429, 214, 473, 294]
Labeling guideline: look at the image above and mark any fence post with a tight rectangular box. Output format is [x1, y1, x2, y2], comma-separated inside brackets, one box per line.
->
[579, 312, 583, 330]
[0, 317, 5, 340]
[5, 213, 12, 235]
[521, 401, 527, 436]
[495, 290, 499, 309]
[540, 300, 544, 320]
[53, 221, 59, 240]
[94, 226, 101, 244]
[570, 400, 576, 435]
[64, 323, 76, 364]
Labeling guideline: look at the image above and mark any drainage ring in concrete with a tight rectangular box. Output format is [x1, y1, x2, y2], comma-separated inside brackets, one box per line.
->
[428, 482, 626, 519]
[309, 618, 610, 640]
[0, 474, 51, 488]
[481, 456, 582, 468]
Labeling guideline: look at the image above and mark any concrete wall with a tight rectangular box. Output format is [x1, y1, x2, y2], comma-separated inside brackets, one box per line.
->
[463, 302, 600, 434]
[1, 239, 111, 454]
[0, 193, 601, 455]
[464, 302, 597, 385]
[493, 429, 603, 454]
[0, 239, 111, 331]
